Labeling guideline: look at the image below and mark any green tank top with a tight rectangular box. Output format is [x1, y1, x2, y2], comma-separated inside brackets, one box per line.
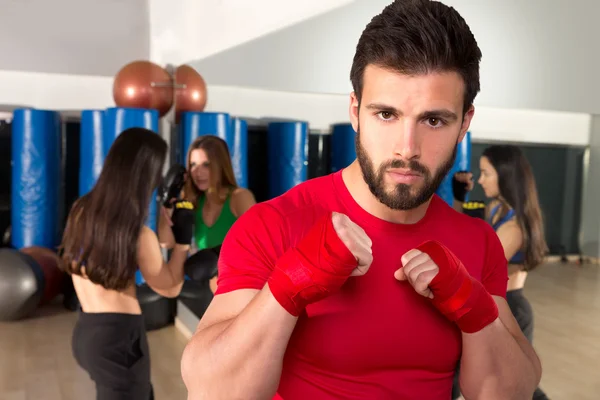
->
[194, 194, 238, 250]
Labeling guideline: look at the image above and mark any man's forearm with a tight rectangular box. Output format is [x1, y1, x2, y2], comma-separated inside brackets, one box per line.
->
[459, 302, 541, 399]
[182, 284, 298, 399]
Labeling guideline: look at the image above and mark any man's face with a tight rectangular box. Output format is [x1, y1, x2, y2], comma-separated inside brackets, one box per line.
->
[349, 65, 474, 210]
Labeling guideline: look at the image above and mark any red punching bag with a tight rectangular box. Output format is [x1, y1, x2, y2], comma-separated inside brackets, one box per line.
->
[20, 246, 65, 306]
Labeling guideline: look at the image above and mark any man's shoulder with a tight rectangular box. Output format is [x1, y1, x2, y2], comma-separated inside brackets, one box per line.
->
[231, 174, 335, 223]
[432, 195, 492, 235]
[428, 196, 498, 259]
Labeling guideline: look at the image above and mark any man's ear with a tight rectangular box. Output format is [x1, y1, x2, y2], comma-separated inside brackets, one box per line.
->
[349, 92, 360, 132]
[458, 105, 475, 144]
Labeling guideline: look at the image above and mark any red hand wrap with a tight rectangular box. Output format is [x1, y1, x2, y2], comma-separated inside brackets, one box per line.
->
[267, 214, 358, 316]
[416, 240, 499, 333]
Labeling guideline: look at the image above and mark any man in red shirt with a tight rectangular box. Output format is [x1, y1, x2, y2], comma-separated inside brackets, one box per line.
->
[181, 1, 543, 399]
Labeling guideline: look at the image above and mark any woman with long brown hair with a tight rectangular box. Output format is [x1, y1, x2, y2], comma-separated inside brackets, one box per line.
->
[59, 127, 193, 399]
[158, 135, 256, 292]
[454, 144, 549, 400]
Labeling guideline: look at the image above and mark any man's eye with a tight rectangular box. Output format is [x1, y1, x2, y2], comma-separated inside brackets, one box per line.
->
[427, 118, 445, 128]
[378, 111, 393, 120]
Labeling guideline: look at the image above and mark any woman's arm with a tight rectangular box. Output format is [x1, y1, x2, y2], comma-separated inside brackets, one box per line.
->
[137, 226, 188, 297]
[158, 206, 176, 249]
[495, 220, 523, 261]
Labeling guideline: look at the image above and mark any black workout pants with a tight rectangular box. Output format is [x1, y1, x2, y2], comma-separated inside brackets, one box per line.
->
[72, 311, 154, 400]
[507, 288, 534, 342]
[507, 290, 548, 400]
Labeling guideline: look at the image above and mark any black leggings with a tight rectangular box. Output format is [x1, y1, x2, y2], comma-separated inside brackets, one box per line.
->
[507, 289, 534, 342]
[72, 311, 154, 400]
[452, 290, 548, 399]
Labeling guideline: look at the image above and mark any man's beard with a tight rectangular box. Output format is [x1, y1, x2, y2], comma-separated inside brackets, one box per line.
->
[355, 128, 457, 210]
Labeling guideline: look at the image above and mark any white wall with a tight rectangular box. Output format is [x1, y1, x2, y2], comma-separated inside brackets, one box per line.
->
[149, 0, 354, 66]
[580, 115, 600, 257]
[204, 84, 591, 147]
[189, 0, 356, 61]
[0, 0, 148, 115]
[190, 0, 600, 117]
[0, 0, 358, 117]
[0, 0, 357, 117]
[0, 70, 113, 113]
[149, 0, 201, 66]
[2, 70, 587, 147]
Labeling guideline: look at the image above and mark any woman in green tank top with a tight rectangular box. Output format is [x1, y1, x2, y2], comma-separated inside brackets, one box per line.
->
[158, 135, 256, 259]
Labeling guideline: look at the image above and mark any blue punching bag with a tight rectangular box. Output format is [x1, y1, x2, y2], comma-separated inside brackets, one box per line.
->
[180, 112, 232, 164]
[11, 109, 62, 249]
[230, 118, 248, 188]
[436, 131, 472, 206]
[330, 123, 357, 173]
[79, 110, 104, 197]
[104, 107, 159, 158]
[268, 121, 308, 198]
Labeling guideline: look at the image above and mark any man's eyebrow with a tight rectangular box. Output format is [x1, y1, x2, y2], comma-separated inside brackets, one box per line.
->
[364, 103, 458, 121]
[419, 109, 458, 121]
[364, 103, 400, 114]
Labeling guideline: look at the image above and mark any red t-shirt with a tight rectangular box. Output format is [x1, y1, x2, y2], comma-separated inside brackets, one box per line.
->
[216, 171, 508, 399]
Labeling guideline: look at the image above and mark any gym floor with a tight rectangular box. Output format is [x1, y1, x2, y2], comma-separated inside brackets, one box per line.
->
[0, 261, 597, 400]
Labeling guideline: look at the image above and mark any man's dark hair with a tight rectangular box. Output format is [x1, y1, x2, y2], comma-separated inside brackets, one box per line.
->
[350, 0, 482, 114]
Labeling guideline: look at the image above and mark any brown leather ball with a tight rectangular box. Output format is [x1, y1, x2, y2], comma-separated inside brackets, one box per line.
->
[174, 65, 207, 121]
[113, 60, 174, 117]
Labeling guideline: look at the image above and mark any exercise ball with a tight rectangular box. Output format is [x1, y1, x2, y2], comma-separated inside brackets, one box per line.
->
[0, 248, 44, 321]
[174, 65, 207, 121]
[20, 246, 65, 305]
[113, 60, 174, 117]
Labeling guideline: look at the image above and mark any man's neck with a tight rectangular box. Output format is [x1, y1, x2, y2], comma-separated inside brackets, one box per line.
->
[342, 161, 432, 225]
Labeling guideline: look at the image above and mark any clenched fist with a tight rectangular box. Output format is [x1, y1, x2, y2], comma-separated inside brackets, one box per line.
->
[395, 241, 499, 333]
[331, 212, 373, 277]
[395, 248, 438, 299]
[268, 212, 373, 316]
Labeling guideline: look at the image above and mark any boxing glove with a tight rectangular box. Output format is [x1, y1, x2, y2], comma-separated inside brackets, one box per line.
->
[452, 171, 470, 202]
[267, 214, 358, 317]
[184, 247, 219, 282]
[462, 201, 486, 220]
[171, 201, 195, 245]
[158, 164, 187, 208]
[417, 240, 498, 333]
